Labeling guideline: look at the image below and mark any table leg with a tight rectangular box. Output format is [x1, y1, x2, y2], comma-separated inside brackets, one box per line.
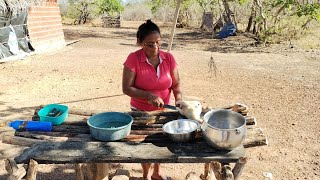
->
[75, 163, 84, 180]
[232, 157, 247, 180]
[86, 163, 109, 180]
[5, 158, 26, 180]
[26, 159, 38, 180]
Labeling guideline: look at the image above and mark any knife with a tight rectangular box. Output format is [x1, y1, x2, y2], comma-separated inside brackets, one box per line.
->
[163, 104, 177, 110]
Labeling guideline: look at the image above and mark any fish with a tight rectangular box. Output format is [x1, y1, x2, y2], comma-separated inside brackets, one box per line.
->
[177, 100, 203, 123]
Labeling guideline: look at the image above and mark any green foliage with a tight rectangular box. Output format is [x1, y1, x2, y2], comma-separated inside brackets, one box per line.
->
[94, 0, 124, 16]
[296, 3, 320, 21]
[65, 0, 94, 20]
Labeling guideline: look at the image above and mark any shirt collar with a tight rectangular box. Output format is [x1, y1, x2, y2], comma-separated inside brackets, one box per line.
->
[140, 49, 166, 62]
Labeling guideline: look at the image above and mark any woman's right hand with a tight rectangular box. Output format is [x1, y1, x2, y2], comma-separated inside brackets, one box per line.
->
[147, 94, 164, 108]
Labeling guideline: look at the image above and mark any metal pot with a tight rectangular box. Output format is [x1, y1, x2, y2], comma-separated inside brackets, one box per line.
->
[162, 119, 200, 142]
[202, 109, 246, 150]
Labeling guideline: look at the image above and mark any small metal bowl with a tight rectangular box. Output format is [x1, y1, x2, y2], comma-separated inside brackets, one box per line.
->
[162, 119, 200, 142]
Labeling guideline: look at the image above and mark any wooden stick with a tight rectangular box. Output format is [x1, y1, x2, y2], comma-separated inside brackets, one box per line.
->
[200, 163, 210, 180]
[15, 131, 88, 142]
[210, 161, 221, 180]
[232, 157, 247, 180]
[75, 164, 84, 180]
[167, 0, 182, 51]
[5, 158, 26, 180]
[221, 165, 234, 180]
[3, 135, 44, 147]
[26, 159, 38, 180]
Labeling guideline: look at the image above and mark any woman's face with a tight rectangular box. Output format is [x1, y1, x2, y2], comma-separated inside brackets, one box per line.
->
[141, 31, 161, 58]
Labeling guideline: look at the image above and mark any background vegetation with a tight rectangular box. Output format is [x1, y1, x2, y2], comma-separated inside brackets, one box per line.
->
[58, 0, 320, 45]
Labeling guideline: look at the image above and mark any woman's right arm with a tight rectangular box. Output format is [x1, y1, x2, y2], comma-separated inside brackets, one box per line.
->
[122, 66, 164, 107]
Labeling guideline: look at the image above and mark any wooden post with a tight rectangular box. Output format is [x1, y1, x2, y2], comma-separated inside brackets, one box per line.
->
[210, 161, 221, 180]
[26, 159, 38, 180]
[86, 163, 109, 180]
[167, 0, 182, 52]
[232, 157, 247, 180]
[5, 158, 26, 180]
[75, 164, 84, 180]
[200, 163, 210, 180]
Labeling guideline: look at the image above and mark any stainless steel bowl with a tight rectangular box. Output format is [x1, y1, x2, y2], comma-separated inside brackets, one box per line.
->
[202, 109, 246, 150]
[162, 119, 200, 142]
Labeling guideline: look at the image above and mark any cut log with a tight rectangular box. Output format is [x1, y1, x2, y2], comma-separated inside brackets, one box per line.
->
[15, 131, 92, 141]
[243, 128, 268, 148]
[5, 158, 26, 180]
[221, 165, 234, 180]
[232, 157, 247, 180]
[75, 164, 84, 180]
[0, 126, 15, 139]
[26, 159, 38, 180]
[5, 158, 18, 174]
[245, 116, 256, 125]
[16, 131, 92, 139]
[86, 163, 109, 180]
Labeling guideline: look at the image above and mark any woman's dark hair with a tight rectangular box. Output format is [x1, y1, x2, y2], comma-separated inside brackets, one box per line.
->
[136, 19, 160, 44]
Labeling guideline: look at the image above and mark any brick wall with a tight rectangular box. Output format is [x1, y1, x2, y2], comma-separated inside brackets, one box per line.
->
[27, 0, 65, 52]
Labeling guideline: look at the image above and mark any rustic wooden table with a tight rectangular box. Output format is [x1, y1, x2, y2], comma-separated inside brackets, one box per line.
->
[1, 104, 267, 180]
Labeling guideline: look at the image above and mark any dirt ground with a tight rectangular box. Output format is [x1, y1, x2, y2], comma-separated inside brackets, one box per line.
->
[0, 21, 320, 180]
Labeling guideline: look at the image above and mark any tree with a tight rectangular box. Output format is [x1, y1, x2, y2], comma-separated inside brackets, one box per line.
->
[94, 0, 124, 16]
[66, 0, 95, 24]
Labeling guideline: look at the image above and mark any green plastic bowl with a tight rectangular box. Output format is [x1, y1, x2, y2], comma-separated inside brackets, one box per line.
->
[38, 104, 68, 125]
[87, 112, 133, 141]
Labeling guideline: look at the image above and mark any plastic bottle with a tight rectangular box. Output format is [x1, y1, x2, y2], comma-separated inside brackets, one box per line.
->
[9, 120, 52, 132]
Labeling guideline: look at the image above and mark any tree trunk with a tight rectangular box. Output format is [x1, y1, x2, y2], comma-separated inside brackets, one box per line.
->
[221, 0, 233, 24]
[201, 12, 214, 32]
[246, 2, 256, 32]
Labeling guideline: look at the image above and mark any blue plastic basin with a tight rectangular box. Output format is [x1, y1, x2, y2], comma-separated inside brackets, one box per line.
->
[38, 104, 68, 125]
[87, 112, 133, 141]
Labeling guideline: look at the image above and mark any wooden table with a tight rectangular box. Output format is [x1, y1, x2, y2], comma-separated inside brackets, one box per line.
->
[1, 104, 268, 180]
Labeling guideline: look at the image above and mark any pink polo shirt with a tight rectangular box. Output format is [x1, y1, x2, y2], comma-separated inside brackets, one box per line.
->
[124, 49, 177, 111]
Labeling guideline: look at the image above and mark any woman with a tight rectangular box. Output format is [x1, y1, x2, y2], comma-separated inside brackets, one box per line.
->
[122, 20, 182, 180]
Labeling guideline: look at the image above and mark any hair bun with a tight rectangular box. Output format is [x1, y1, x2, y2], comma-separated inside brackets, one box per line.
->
[146, 19, 152, 24]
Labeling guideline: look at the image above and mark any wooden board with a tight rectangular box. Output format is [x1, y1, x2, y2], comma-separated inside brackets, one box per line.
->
[14, 141, 245, 164]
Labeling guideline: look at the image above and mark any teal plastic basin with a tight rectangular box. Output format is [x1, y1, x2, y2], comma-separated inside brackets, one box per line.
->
[38, 104, 68, 125]
[87, 112, 133, 141]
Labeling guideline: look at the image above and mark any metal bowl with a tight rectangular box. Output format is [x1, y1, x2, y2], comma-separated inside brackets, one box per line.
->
[162, 119, 200, 142]
[202, 109, 246, 150]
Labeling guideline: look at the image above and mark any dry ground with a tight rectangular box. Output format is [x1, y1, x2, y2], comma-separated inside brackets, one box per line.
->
[0, 21, 319, 179]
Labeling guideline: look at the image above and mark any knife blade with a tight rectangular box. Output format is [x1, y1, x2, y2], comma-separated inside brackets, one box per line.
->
[163, 104, 177, 110]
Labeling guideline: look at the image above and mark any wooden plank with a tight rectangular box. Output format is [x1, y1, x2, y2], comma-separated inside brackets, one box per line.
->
[14, 141, 245, 164]
[11, 126, 267, 147]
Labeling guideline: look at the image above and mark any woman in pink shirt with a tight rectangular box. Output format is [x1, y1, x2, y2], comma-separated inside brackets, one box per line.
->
[122, 20, 182, 180]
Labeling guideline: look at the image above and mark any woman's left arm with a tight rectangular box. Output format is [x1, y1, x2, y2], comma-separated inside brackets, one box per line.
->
[171, 68, 182, 105]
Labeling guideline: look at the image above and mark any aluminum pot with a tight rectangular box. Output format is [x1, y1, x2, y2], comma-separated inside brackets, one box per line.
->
[162, 119, 200, 142]
[202, 109, 246, 150]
